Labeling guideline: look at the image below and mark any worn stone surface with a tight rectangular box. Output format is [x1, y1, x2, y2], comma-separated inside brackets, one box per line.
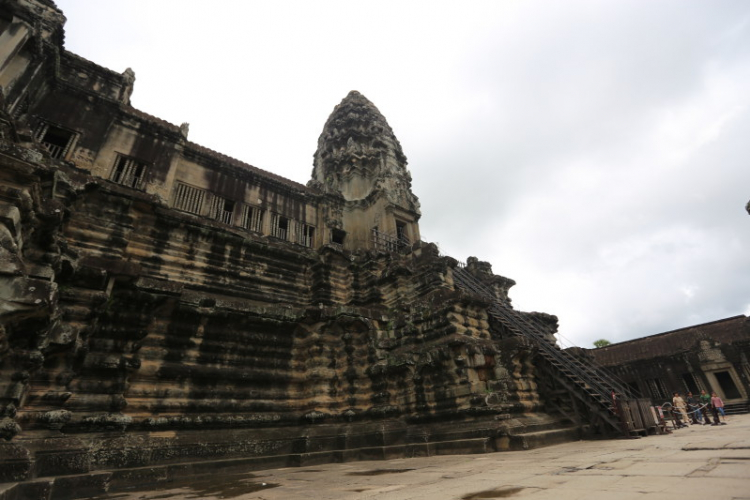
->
[11, 409, 746, 500]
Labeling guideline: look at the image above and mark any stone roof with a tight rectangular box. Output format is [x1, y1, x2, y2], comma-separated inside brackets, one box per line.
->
[590, 315, 750, 366]
[62, 51, 123, 80]
[121, 106, 312, 194]
[60, 49, 313, 195]
[122, 106, 181, 134]
[185, 142, 312, 194]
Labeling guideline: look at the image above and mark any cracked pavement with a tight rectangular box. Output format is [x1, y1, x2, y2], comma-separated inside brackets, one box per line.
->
[94, 414, 750, 500]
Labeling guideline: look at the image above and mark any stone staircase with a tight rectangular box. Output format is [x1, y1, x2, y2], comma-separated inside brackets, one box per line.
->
[724, 401, 749, 415]
[452, 266, 635, 436]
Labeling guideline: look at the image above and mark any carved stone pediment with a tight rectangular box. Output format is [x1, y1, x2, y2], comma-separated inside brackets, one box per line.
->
[697, 339, 726, 363]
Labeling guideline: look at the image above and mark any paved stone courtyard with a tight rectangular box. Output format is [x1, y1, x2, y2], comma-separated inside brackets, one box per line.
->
[90, 414, 750, 500]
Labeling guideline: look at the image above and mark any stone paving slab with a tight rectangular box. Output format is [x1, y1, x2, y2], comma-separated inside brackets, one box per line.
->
[83, 414, 750, 500]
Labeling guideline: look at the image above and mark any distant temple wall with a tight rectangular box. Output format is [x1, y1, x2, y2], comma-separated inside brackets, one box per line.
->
[588, 315, 750, 404]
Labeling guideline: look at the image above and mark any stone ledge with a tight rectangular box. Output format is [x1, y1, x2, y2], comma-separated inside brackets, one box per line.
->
[0, 438, 509, 500]
[0, 416, 579, 498]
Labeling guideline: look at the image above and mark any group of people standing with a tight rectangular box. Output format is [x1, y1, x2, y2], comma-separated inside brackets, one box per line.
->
[670, 390, 727, 428]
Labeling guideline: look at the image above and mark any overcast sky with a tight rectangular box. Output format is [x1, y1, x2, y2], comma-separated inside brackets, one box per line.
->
[55, 0, 750, 348]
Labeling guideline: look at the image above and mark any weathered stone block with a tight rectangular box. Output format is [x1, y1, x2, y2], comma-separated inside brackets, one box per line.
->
[0, 442, 32, 482]
[50, 472, 111, 500]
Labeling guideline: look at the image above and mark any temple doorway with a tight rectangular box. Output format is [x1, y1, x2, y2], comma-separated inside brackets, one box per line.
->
[713, 371, 742, 400]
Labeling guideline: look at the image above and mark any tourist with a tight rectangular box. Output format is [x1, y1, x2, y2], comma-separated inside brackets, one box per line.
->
[711, 392, 728, 423]
[686, 392, 702, 424]
[672, 392, 689, 427]
[700, 390, 720, 425]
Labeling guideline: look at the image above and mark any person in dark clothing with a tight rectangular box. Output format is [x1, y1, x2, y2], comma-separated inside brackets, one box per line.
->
[686, 392, 702, 424]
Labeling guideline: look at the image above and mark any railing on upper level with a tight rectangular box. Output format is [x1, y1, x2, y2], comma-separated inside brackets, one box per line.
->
[41, 141, 65, 159]
[371, 228, 410, 253]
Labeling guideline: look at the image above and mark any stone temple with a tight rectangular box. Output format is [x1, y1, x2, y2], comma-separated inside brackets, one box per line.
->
[0, 1, 698, 497]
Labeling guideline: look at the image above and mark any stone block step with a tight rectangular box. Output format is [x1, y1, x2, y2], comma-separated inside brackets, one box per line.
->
[724, 402, 749, 415]
[504, 426, 582, 451]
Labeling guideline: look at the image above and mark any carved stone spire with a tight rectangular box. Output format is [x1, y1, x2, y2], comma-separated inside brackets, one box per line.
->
[311, 91, 419, 214]
[310, 91, 421, 251]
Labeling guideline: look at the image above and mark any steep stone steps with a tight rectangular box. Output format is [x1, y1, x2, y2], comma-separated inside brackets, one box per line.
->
[725, 401, 749, 415]
[451, 266, 630, 435]
[503, 426, 582, 451]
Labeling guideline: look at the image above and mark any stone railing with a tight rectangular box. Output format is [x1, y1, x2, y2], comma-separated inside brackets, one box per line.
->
[371, 228, 409, 253]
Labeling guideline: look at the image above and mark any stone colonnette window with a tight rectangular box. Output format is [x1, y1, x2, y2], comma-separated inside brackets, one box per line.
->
[209, 195, 235, 225]
[271, 213, 289, 240]
[35, 122, 76, 160]
[241, 205, 264, 233]
[296, 223, 315, 247]
[110, 154, 148, 189]
[172, 182, 205, 215]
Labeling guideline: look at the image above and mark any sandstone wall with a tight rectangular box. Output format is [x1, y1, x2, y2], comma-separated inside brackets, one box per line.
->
[0, 2, 573, 487]
[0, 150, 560, 482]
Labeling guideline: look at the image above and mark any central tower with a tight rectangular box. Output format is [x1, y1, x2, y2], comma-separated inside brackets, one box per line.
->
[311, 91, 421, 251]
